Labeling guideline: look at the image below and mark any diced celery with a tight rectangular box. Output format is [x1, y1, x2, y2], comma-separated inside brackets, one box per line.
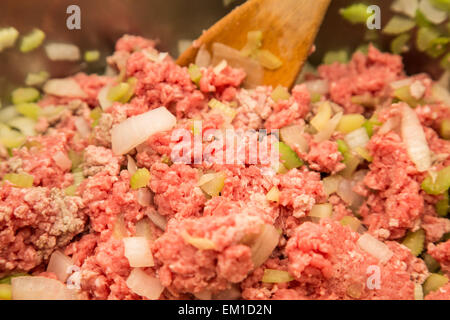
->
[11, 88, 40, 105]
[311, 92, 322, 103]
[0, 284, 12, 300]
[277, 141, 303, 170]
[130, 168, 151, 190]
[84, 50, 100, 62]
[3, 173, 34, 188]
[337, 139, 350, 156]
[68, 149, 83, 171]
[391, 33, 411, 54]
[255, 49, 283, 70]
[402, 229, 425, 256]
[311, 102, 332, 132]
[8, 117, 36, 136]
[72, 171, 84, 186]
[25, 71, 49, 87]
[416, 9, 433, 28]
[241, 30, 263, 57]
[15, 103, 41, 120]
[208, 99, 237, 120]
[436, 191, 449, 217]
[362, 118, 381, 137]
[421, 166, 450, 195]
[64, 185, 77, 196]
[20, 29, 45, 53]
[393, 85, 421, 107]
[340, 153, 361, 179]
[271, 86, 291, 103]
[323, 49, 349, 65]
[423, 273, 448, 296]
[0, 27, 19, 52]
[266, 186, 280, 203]
[188, 64, 202, 85]
[340, 216, 362, 232]
[383, 16, 416, 35]
[339, 4, 370, 24]
[90, 107, 102, 128]
[274, 162, 289, 174]
[198, 172, 226, 197]
[431, 0, 450, 11]
[262, 269, 294, 283]
[337, 114, 365, 134]
[416, 27, 440, 52]
[426, 37, 450, 58]
[423, 253, 441, 273]
[355, 147, 373, 162]
[107, 82, 130, 102]
[120, 77, 137, 103]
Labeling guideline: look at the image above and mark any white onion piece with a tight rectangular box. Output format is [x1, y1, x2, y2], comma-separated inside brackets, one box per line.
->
[45, 43, 80, 61]
[414, 284, 424, 300]
[432, 84, 450, 106]
[213, 59, 228, 75]
[378, 116, 401, 135]
[123, 237, 154, 268]
[337, 176, 364, 209]
[111, 107, 176, 155]
[391, 0, 419, 18]
[98, 85, 113, 111]
[410, 80, 426, 100]
[357, 233, 393, 264]
[178, 39, 192, 56]
[135, 217, 152, 240]
[211, 42, 263, 89]
[47, 251, 74, 282]
[304, 79, 329, 95]
[419, 0, 447, 24]
[401, 104, 431, 172]
[43, 78, 87, 98]
[146, 208, 167, 231]
[195, 45, 212, 68]
[11, 276, 77, 300]
[250, 224, 279, 268]
[390, 78, 413, 90]
[52, 151, 72, 171]
[344, 127, 369, 150]
[127, 155, 138, 175]
[314, 112, 343, 142]
[74, 117, 90, 139]
[137, 188, 152, 207]
[126, 268, 164, 300]
[280, 125, 309, 153]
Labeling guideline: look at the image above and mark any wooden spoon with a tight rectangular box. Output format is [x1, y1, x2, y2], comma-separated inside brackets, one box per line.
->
[177, 0, 331, 88]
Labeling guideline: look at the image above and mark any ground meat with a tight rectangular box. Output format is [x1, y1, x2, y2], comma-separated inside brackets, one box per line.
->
[425, 282, 450, 300]
[306, 140, 345, 173]
[421, 215, 450, 244]
[0, 185, 85, 275]
[428, 240, 450, 277]
[82, 145, 121, 177]
[152, 212, 264, 295]
[359, 132, 424, 239]
[91, 113, 114, 147]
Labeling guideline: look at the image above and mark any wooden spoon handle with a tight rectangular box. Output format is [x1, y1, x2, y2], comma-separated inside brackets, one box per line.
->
[177, 0, 331, 88]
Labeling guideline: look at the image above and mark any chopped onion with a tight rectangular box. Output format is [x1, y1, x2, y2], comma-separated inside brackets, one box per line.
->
[419, 0, 447, 24]
[337, 177, 363, 208]
[314, 112, 343, 142]
[137, 188, 152, 207]
[195, 45, 211, 68]
[0, 105, 19, 123]
[414, 284, 424, 300]
[123, 237, 154, 268]
[262, 269, 294, 283]
[211, 42, 263, 88]
[344, 127, 369, 150]
[8, 117, 36, 136]
[323, 175, 342, 196]
[401, 104, 431, 172]
[357, 233, 393, 264]
[11, 276, 77, 300]
[126, 268, 164, 300]
[390, 78, 413, 90]
[127, 155, 138, 175]
[146, 208, 167, 231]
[410, 80, 426, 100]
[47, 250, 74, 282]
[135, 217, 152, 240]
[43, 78, 87, 98]
[97, 85, 113, 111]
[432, 84, 450, 105]
[213, 60, 228, 74]
[0, 27, 19, 52]
[250, 224, 279, 268]
[45, 43, 80, 61]
[378, 116, 401, 135]
[181, 231, 216, 250]
[52, 151, 72, 171]
[111, 107, 176, 155]
[309, 203, 333, 219]
[304, 79, 329, 96]
[113, 214, 128, 240]
[279, 125, 309, 153]
[74, 117, 90, 139]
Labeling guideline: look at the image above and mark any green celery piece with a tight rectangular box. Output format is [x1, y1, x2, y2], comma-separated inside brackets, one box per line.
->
[391, 34, 411, 54]
[416, 27, 440, 52]
[383, 16, 416, 35]
[436, 191, 449, 217]
[323, 49, 349, 65]
[339, 4, 370, 24]
[277, 142, 303, 170]
[421, 166, 450, 195]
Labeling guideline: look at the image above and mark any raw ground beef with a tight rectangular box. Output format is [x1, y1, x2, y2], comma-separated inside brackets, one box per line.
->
[1, 34, 449, 301]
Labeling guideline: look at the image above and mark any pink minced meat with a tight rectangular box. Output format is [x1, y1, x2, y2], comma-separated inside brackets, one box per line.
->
[281, 220, 426, 300]
[428, 240, 450, 277]
[0, 184, 86, 275]
[306, 140, 345, 174]
[425, 282, 450, 300]
[153, 212, 265, 295]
